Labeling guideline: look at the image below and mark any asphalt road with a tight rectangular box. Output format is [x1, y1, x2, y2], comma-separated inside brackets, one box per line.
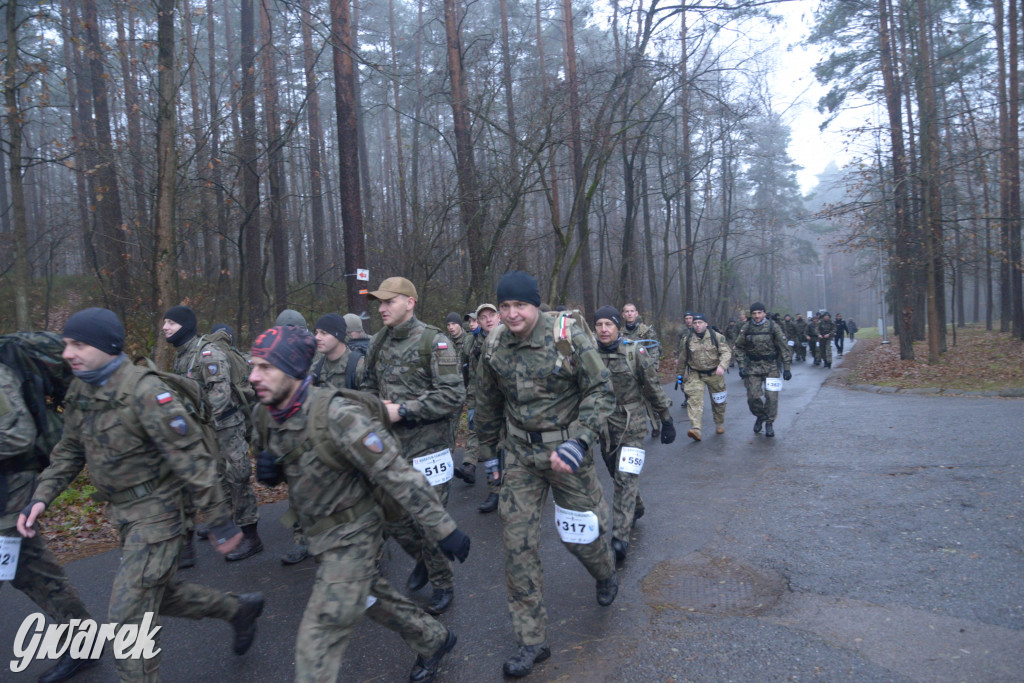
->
[3, 339, 1023, 682]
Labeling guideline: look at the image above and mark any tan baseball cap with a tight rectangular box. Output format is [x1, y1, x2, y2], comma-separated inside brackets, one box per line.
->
[367, 276, 417, 300]
[474, 303, 498, 317]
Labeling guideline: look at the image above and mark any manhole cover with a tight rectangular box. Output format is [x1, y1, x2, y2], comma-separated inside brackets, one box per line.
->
[642, 552, 787, 616]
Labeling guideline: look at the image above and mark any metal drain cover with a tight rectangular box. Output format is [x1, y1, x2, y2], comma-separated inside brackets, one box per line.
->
[642, 552, 787, 616]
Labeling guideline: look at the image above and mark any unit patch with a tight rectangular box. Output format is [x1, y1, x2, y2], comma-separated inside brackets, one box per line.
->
[207, 363, 219, 375]
[362, 432, 384, 453]
[168, 415, 189, 436]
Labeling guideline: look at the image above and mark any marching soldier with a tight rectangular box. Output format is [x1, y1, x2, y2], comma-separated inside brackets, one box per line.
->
[678, 313, 731, 440]
[734, 302, 792, 438]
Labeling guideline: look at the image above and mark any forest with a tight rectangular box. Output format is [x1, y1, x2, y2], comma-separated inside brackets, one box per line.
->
[1, 0, 1020, 364]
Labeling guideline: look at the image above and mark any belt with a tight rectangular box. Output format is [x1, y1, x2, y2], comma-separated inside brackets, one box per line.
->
[746, 353, 778, 362]
[304, 496, 378, 537]
[688, 367, 716, 376]
[91, 471, 175, 505]
[505, 419, 570, 446]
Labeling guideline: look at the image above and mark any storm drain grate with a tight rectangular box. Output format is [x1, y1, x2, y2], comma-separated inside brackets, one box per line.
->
[642, 552, 787, 616]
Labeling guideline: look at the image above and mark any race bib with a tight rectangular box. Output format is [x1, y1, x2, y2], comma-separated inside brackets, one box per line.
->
[365, 595, 377, 609]
[618, 447, 645, 475]
[788, 340, 795, 347]
[0, 536, 21, 581]
[765, 377, 783, 392]
[711, 390, 728, 404]
[412, 449, 454, 486]
[553, 504, 599, 544]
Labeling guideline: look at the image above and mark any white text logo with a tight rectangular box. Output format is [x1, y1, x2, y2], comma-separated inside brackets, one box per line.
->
[10, 612, 161, 673]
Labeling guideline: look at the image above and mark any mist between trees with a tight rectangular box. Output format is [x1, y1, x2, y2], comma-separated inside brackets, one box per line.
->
[1, 0, 1020, 366]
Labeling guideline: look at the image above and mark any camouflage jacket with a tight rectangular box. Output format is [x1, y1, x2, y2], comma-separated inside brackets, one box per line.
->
[1, 364, 39, 522]
[622, 320, 660, 361]
[817, 319, 837, 338]
[783, 320, 798, 342]
[311, 347, 365, 391]
[33, 360, 233, 543]
[257, 388, 457, 555]
[806, 321, 820, 339]
[475, 315, 614, 465]
[794, 319, 808, 339]
[462, 331, 488, 410]
[678, 329, 732, 373]
[724, 323, 739, 343]
[598, 341, 672, 431]
[734, 319, 792, 376]
[360, 316, 465, 458]
[172, 335, 241, 429]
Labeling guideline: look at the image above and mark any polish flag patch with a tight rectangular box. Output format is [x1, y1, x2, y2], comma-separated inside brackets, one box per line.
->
[202, 350, 213, 356]
[156, 392, 173, 405]
[437, 342, 448, 350]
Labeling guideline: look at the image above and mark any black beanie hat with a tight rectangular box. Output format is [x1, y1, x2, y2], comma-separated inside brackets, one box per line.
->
[496, 271, 541, 307]
[314, 313, 347, 341]
[593, 305, 621, 328]
[163, 305, 197, 347]
[750, 301, 766, 313]
[445, 312, 462, 325]
[63, 307, 124, 355]
[251, 326, 317, 378]
[210, 323, 235, 342]
[692, 313, 707, 322]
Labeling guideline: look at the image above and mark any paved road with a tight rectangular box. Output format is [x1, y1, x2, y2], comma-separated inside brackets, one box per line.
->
[3, 340, 1023, 681]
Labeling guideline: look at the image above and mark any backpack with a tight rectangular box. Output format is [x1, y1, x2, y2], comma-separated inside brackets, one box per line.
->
[550, 310, 597, 373]
[0, 332, 74, 468]
[311, 345, 366, 390]
[365, 324, 441, 379]
[255, 387, 405, 521]
[190, 330, 256, 435]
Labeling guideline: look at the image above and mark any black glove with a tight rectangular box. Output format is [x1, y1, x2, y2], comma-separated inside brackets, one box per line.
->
[554, 439, 587, 472]
[256, 450, 285, 487]
[660, 421, 676, 444]
[783, 370, 792, 381]
[738, 367, 748, 379]
[438, 529, 471, 563]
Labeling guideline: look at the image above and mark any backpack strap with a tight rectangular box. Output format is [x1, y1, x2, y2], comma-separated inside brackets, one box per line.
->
[344, 347, 365, 390]
[418, 326, 440, 371]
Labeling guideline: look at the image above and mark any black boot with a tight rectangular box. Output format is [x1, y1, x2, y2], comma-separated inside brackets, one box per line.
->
[409, 630, 457, 682]
[38, 653, 99, 683]
[612, 538, 629, 564]
[230, 593, 265, 655]
[503, 642, 551, 678]
[596, 571, 618, 606]
[754, 416, 765, 434]
[425, 587, 454, 615]
[195, 522, 210, 540]
[178, 530, 196, 569]
[765, 421, 775, 437]
[406, 560, 429, 592]
[226, 523, 264, 562]
[454, 462, 476, 485]
[281, 543, 309, 565]
[477, 492, 499, 514]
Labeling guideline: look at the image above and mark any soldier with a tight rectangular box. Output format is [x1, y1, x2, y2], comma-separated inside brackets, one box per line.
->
[344, 313, 371, 352]
[2, 349, 97, 683]
[19, 308, 263, 681]
[593, 306, 675, 563]
[806, 314, 821, 365]
[817, 312, 836, 368]
[458, 303, 503, 513]
[249, 325, 468, 683]
[276, 308, 308, 329]
[475, 271, 618, 678]
[734, 302, 792, 437]
[723, 319, 739, 367]
[464, 311, 480, 333]
[162, 305, 262, 564]
[678, 313, 732, 441]
[834, 313, 848, 356]
[361, 277, 466, 616]
[311, 313, 366, 390]
[620, 303, 662, 438]
[444, 312, 472, 390]
[793, 314, 808, 362]
[782, 314, 799, 364]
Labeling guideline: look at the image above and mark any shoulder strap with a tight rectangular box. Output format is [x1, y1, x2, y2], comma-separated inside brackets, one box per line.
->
[311, 355, 327, 384]
[344, 347, 365, 390]
[419, 325, 440, 370]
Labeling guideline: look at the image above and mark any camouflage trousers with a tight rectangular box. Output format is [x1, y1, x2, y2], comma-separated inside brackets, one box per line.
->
[499, 440, 614, 647]
[386, 479, 453, 590]
[743, 370, 781, 422]
[297, 514, 448, 683]
[110, 527, 240, 681]
[598, 416, 647, 542]
[684, 371, 727, 435]
[462, 421, 502, 494]
[808, 339, 820, 362]
[793, 340, 806, 360]
[1, 471, 92, 625]
[216, 423, 258, 526]
[818, 338, 833, 364]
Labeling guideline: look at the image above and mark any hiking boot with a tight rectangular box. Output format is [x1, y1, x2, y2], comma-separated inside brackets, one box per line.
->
[596, 571, 618, 606]
[226, 523, 263, 562]
[230, 593, 264, 655]
[477, 492, 499, 514]
[503, 642, 551, 678]
[425, 588, 453, 615]
[754, 416, 765, 434]
[716, 425, 725, 435]
[178, 530, 196, 569]
[454, 462, 476, 486]
[686, 428, 701, 441]
[633, 501, 645, 528]
[195, 522, 210, 540]
[280, 543, 309, 565]
[765, 422, 775, 437]
[406, 560, 429, 592]
[612, 538, 629, 564]
[824, 362, 831, 368]
[38, 652, 99, 683]
[409, 630, 457, 682]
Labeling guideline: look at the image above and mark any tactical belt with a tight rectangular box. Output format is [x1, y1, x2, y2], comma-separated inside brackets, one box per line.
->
[505, 419, 570, 445]
[688, 367, 717, 376]
[745, 353, 778, 362]
[303, 496, 378, 537]
[91, 471, 175, 505]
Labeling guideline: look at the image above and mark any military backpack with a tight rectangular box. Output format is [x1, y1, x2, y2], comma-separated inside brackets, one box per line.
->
[188, 330, 256, 434]
[365, 323, 442, 381]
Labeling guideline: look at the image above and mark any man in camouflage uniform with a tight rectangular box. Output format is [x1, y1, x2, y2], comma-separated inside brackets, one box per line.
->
[361, 277, 465, 615]
[2, 356, 97, 683]
[734, 302, 792, 438]
[620, 303, 663, 438]
[817, 312, 836, 367]
[792, 314, 808, 361]
[678, 313, 732, 441]
[806, 314, 821, 365]
[458, 303, 503, 513]
[19, 308, 263, 682]
[782, 314, 799, 364]
[311, 313, 366, 390]
[476, 271, 618, 678]
[163, 305, 262, 563]
[344, 312, 371, 352]
[593, 306, 675, 563]
[250, 325, 468, 683]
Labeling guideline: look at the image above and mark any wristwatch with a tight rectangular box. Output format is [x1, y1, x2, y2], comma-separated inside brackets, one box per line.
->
[397, 404, 409, 419]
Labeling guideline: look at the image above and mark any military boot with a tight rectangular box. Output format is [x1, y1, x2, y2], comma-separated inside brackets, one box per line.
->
[503, 642, 551, 678]
[754, 416, 765, 434]
[596, 571, 619, 606]
[686, 428, 702, 441]
[281, 543, 309, 565]
[612, 538, 629, 563]
[765, 422, 775, 437]
[226, 523, 264, 562]
[194, 522, 210, 540]
[407, 560, 429, 592]
[454, 462, 476, 485]
[178, 530, 196, 569]
[425, 587, 454, 615]
[230, 593, 265, 655]
[478, 492, 499, 514]
[38, 652, 99, 683]
[409, 630, 457, 682]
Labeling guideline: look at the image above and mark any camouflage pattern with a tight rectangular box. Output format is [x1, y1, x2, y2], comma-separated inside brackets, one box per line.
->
[475, 315, 616, 647]
[360, 315, 465, 591]
[258, 389, 455, 681]
[806, 319, 821, 362]
[597, 342, 671, 541]
[173, 335, 258, 527]
[817, 318, 836, 365]
[793, 318, 808, 360]
[679, 330, 732, 433]
[1, 364, 92, 627]
[734, 319, 792, 422]
[31, 360, 240, 681]
[461, 331, 501, 493]
[312, 347, 366, 390]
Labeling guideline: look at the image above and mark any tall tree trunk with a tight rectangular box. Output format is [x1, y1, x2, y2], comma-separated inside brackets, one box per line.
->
[240, 0, 263, 340]
[206, 0, 230, 302]
[388, 0, 409, 234]
[260, 0, 289, 310]
[153, 0, 177, 369]
[351, 1, 374, 232]
[4, 0, 31, 328]
[301, 0, 328, 296]
[680, 9, 695, 313]
[115, 3, 149, 243]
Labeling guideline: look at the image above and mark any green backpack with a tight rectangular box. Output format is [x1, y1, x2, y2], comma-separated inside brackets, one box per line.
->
[190, 330, 256, 436]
